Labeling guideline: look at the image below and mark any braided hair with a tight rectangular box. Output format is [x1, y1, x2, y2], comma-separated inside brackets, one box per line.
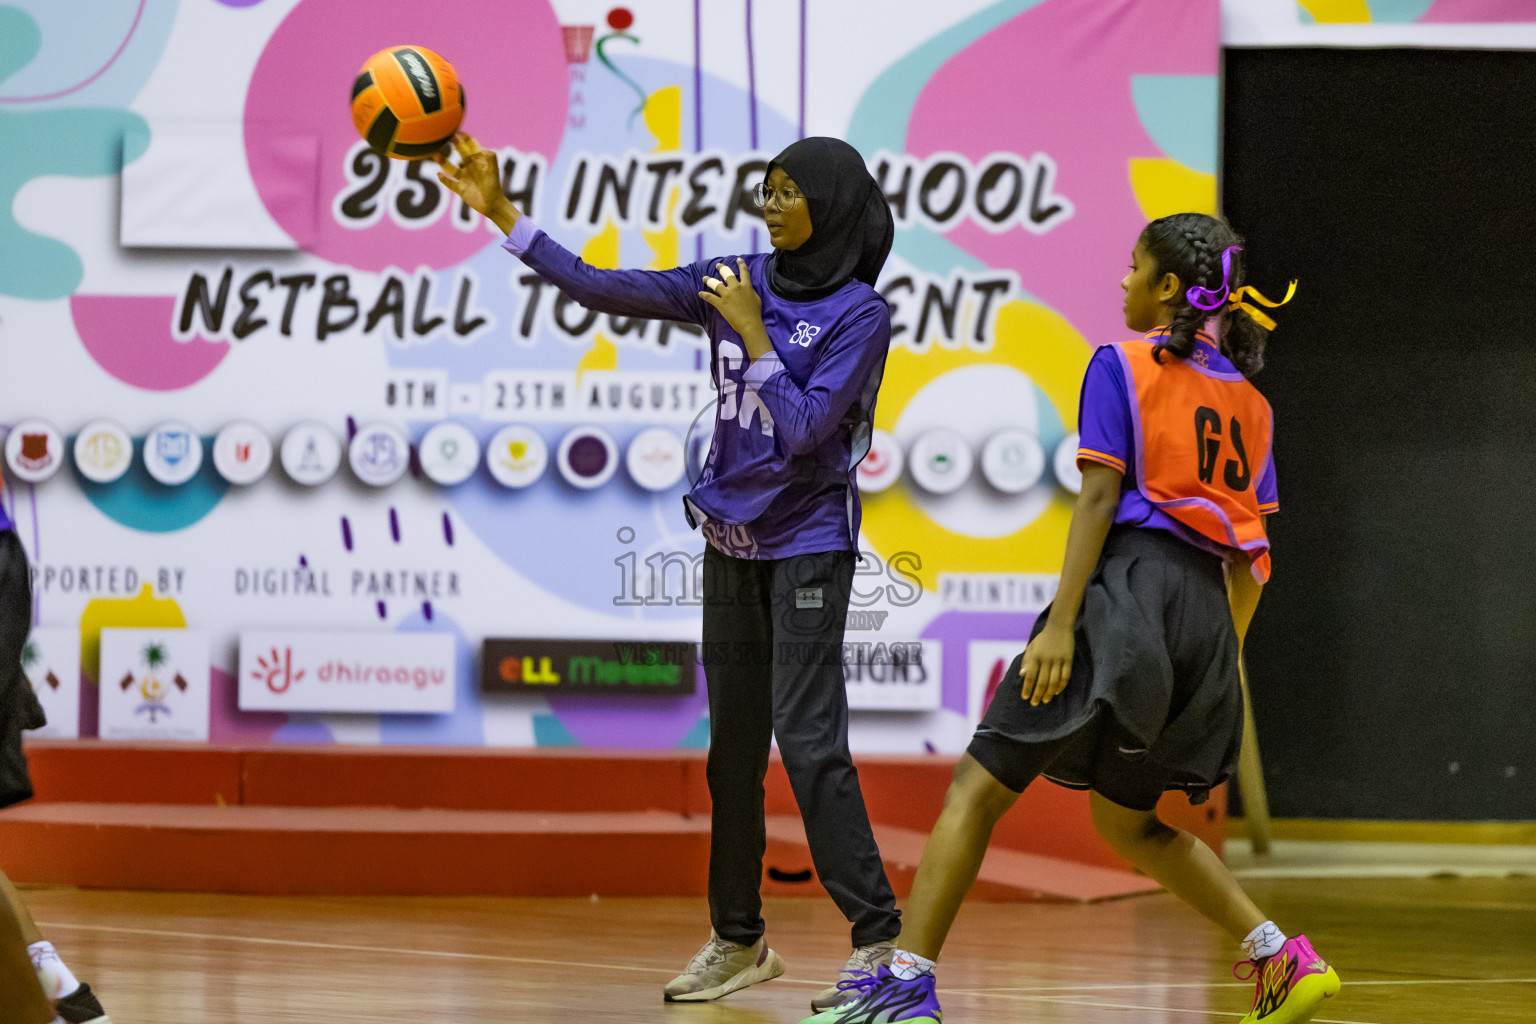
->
[1139, 213, 1268, 378]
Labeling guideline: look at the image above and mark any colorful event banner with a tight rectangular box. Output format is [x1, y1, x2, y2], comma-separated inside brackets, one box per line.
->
[1292, 0, 1534, 24]
[1228, 0, 1536, 44]
[2, 0, 1226, 751]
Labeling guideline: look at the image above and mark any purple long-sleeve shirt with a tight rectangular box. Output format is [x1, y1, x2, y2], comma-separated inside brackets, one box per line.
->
[503, 219, 891, 559]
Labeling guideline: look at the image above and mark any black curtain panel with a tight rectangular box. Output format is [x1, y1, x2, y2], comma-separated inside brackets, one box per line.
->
[1222, 47, 1536, 821]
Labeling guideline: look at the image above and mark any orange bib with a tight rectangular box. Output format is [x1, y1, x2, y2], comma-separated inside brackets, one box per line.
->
[1113, 332, 1274, 582]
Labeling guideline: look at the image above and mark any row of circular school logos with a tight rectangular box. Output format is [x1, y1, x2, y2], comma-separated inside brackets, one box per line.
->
[858, 427, 1085, 496]
[3, 417, 690, 492]
[5, 417, 1085, 496]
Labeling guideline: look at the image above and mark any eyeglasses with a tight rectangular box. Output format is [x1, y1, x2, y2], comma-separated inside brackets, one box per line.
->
[751, 184, 805, 211]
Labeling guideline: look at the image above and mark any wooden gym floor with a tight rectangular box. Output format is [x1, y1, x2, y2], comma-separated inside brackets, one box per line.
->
[22, 876, 1535, 1023]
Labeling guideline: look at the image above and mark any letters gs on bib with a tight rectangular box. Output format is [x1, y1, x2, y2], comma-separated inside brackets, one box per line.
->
[329, 144, 1073, 238]
[1195, 406, 1252, 492]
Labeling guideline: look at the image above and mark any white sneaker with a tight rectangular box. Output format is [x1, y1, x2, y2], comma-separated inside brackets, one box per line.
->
[663, 930, 786, 1002]
[810, 940, 896, 1011]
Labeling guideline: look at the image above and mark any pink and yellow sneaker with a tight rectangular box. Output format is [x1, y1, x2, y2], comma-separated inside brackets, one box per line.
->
[1235, 935, 1341, 1024]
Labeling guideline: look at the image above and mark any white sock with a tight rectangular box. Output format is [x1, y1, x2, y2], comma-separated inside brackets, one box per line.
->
[1241, 921, 1287, 962]
[28, 941, 81, 999]
[890, 947, 936, 980]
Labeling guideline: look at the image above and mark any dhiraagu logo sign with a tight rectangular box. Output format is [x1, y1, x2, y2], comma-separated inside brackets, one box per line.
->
[238, 631, 456, 713]
[481, 640, 697, 696]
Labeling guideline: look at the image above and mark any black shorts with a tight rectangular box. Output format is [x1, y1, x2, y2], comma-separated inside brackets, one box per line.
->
[963, 526, 1244, 810]
[967, 699, 1171, 812]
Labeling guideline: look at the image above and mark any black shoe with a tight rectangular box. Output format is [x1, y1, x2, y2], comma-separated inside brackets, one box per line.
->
[56, 982, 112, 1024]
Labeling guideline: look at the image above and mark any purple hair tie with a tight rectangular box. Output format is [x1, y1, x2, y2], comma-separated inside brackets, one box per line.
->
[1186, 245, 1241, 311]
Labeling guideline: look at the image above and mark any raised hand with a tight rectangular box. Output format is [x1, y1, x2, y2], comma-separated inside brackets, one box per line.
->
[698, 259, 765, 350]
[437, 133, 519, 234]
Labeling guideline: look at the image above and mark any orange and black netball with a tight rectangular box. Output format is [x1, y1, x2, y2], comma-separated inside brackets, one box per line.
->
[350, 45, 465, 159]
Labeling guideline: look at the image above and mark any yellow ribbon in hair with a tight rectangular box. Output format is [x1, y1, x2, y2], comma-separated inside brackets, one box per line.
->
[1227, 281, 1297, 331]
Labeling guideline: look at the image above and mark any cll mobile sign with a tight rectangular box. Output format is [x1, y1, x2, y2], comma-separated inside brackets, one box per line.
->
[481, 639, 696, 696]
[238, 631, 457, 713]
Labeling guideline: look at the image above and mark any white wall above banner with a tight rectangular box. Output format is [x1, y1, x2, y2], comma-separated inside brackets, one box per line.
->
[99, 629, 211, 742]
[239, 631, 457, 714]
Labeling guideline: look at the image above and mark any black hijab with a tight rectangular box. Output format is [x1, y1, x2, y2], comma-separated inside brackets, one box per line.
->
[765, 137, 894, 303]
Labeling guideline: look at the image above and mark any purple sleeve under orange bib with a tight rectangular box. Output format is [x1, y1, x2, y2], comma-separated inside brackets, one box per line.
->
[1076, 344, 1278, 557]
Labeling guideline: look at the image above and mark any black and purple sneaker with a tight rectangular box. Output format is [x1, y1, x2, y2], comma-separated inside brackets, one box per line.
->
[800, 965, 942, 1023]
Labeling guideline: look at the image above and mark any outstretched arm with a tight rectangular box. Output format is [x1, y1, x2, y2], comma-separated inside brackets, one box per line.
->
[438, 134, 709, 325]
[1018, 462, 1122, 706]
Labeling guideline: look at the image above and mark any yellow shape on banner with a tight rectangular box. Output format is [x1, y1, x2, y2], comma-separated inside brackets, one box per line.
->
[645, 188, 680, 270]
[570, 86, 684, 380]
[78, 583, 185, 683]
[581, 219, 621, 269]
[1130, 158, 1216, 221]
[643, 87, 684, 270]
[993, 301, 1091, 425]
[643, 86, 682, 151]
[574, 223, 621, 379]
[571, 87, 685, 380]
[859, 300, 1093, 588]
[576, 334, 618, 382]
[1297, 0, 1372, 22]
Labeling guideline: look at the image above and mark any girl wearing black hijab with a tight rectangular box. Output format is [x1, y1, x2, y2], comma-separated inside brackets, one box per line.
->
[442, 133, 900, 1010]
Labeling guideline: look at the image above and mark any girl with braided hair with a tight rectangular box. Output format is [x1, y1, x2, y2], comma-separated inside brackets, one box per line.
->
[802, 212, 1338, 1024]
[1142, 212, 1275, 377]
